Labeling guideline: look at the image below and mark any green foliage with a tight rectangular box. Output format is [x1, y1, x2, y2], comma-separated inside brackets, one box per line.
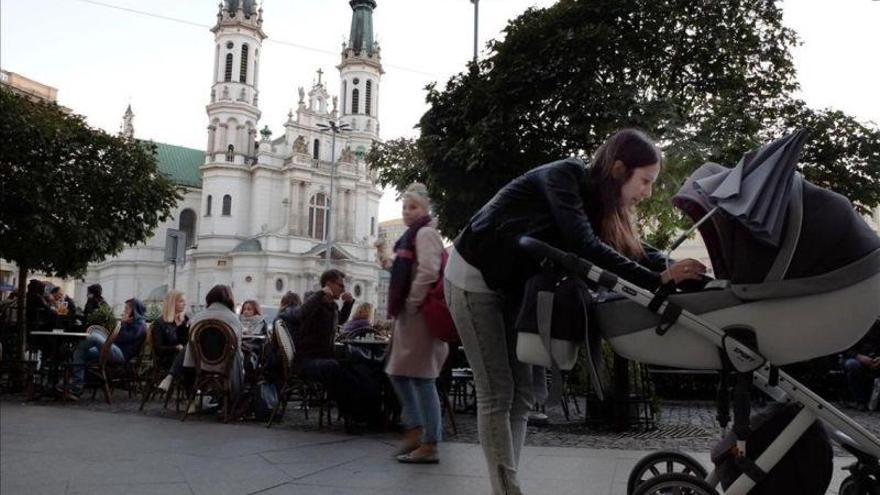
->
[368, 0, 880, 248]
[145, 303, 162, 323]
[85, 303, 117, 332]
[0, 88, 182, 278]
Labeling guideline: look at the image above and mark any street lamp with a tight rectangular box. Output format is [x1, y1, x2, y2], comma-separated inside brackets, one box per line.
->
[471, 0, 479, 64]
[315, 120, 351, 268]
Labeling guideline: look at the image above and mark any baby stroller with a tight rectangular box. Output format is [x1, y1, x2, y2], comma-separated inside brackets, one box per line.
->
[519, 131, 880, 495]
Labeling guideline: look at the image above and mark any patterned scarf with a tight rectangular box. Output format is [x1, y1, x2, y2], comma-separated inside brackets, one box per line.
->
[387, 215, 432, 318]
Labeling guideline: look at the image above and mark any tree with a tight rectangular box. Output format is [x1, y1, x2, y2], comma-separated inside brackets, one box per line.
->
[0, 88, 181, 358]
[368, 0, 880, 249]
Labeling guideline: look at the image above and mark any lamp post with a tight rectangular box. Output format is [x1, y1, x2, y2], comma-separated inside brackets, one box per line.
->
[316, 120, 351, 268]
[471, 0, 479, 64]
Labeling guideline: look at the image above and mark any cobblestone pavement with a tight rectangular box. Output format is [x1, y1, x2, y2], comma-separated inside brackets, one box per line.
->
[4, 392, 878, 455]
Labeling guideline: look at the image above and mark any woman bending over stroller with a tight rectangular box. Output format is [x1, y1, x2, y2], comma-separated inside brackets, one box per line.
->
[444, 128, 707, 495]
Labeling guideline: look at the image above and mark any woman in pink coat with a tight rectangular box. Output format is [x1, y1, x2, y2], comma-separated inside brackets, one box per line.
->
[385, 183, 449, 464]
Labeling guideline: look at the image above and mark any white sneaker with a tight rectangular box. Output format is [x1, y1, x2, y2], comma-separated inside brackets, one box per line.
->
[157, 375, 173, 392]
[527, 411, 549, 426]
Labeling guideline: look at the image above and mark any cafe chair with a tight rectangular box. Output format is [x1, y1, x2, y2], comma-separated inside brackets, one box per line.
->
[182, 319, 238, 423]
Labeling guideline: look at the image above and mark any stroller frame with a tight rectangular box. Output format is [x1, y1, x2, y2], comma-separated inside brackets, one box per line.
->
[519, 236, 880, 495]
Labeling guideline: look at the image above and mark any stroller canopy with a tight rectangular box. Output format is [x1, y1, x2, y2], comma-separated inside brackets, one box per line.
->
[674, 164, 880, 291]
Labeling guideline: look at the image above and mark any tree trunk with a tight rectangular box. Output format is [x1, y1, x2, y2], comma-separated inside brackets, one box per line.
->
[16, 264, 27, 362]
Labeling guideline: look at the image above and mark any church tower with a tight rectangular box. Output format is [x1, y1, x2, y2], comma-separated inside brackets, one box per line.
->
[337, 0, 383, 161]
[120, 104, 134, 139]
[201, 0, 266, 247]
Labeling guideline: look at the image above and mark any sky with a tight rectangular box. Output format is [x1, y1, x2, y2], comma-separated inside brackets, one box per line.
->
[1, 0, 878, 221]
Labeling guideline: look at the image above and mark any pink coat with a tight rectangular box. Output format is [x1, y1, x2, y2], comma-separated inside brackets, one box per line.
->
[384, 224, 449, 379]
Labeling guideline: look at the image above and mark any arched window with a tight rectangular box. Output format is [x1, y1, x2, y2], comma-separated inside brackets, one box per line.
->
[308, 193, 328, 240]
[222, 194, 232, 216]
[239, 44, 249, 83]
[205, 195, 213, 217]
[313, 139, 320, 160]
[351, 88, 360, 114]
[224, 53, 233, 82]
[365, 80, 372, 115]
[179, 209, 197, 248]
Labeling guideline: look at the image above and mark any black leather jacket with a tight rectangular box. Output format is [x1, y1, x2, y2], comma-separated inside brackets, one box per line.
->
[453, 158, 662, 293]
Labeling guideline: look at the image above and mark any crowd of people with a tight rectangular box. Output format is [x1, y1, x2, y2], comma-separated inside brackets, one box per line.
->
[11, 129, 877, 491]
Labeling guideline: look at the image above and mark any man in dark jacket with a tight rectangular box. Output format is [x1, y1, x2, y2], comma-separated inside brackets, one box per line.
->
[844, 319, 880, 410]
[294, 269, 355, 413]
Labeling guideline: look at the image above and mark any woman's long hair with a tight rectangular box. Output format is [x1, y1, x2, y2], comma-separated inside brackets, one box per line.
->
[352, 302, 373, 321]
[240, 299, 262, 316]
[161, 290, 184, 323]
[588, 129, 662, 259]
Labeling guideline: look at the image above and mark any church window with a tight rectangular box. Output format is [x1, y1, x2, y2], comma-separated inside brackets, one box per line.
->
[352, 88, 360, 114]
[313, 139, 320, 160]
[222, 194, 232, 216]
[275, 278, 284, 292]
[370, 216, 375, 236]
[365, 80, 372, 115]
[354, 285, 362, 298]
[341, 80, 347, 114]
[205, 195, 213, 217]
[308, 193, 328, 240]
[224, 53, 233, 82]
[240, 44, 249, 83]
[179, 209, 196, 248]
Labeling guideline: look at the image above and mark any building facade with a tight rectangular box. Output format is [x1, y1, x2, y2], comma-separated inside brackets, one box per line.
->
[79, 0, 385, 312]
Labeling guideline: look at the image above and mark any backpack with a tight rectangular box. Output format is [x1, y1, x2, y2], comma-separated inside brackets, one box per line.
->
[421, 249, 460, 343]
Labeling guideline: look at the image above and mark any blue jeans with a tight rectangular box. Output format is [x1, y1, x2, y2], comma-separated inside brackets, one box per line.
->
[389, 375, 442, 444]
[70, 333, 124, 393]
[445, 283, 532, 495]
[844, 358, 878, 405]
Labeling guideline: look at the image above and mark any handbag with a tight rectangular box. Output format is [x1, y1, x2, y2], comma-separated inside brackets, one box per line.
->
[421, 249, 459, 343]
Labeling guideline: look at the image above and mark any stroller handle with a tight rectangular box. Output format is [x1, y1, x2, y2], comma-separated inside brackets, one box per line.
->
[518, 236, 619, 291]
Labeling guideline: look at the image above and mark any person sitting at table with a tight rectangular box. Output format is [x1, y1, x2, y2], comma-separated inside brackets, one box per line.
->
[60, 298, 147, 399]
[26, 279, 55, 332]
[153, 290, 190, 392]
[239, 300, 267, 336]
[274, 291, 302, 337]
[49, 286, 77, 330]
[342, 302, 374, 335]
[183, 285, 244, 407]
[294, 269, 359, 419]
[82, 284, 108, 323]
[843, 319, 880, 411]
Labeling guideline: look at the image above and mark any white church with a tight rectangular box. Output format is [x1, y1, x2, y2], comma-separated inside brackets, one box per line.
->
[77, 0, 386, 313]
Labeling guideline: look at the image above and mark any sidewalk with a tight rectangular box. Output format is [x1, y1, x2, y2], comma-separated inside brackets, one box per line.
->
[0, 402, 856, 494]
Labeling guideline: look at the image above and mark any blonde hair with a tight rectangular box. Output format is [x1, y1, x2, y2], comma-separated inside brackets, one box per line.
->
[161, 290, 185, 323]
[352, 302, 374, 321]
[402, 182, 431, 212]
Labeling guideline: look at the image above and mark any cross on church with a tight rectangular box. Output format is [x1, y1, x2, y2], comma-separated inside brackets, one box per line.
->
[316, 68, 323, 85]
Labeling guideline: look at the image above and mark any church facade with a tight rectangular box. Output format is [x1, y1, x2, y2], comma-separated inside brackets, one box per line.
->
[78, 0, 385, 312]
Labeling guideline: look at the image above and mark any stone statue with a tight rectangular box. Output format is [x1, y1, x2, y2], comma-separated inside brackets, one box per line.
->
[292, 135, 307, 154]
[225, 144, 235, 162]
[332, 96, 338, 114]
[221, 85, 230, 100]
[298, 86, 305, 104]
[210, 88, 216, 103]
[340, 145, 354, 163]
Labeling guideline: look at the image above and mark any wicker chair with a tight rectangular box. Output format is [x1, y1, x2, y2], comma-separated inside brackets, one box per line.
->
[182, 319, 238, 423]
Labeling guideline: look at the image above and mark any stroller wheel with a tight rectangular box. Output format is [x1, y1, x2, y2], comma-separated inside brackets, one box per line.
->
[631, 472, 717, 495]
[839, 475, 880, 495]
[627, 450, 709, 495]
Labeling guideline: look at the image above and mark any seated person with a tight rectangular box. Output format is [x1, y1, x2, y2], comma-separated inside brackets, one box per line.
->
[49, 286, 77, 330]
[239, 300, 267, 336]
[25, 279, 55, 332]
[341, 302, 374, 335]
[294, 270, 358, 414]
[82, 284, 109, 323]
[60, 298, 147, 399]
[843, 319, 880, 411]
[182, 285, 244, 405]
[273, 291, 302, 336]
[153, 290, 190, 392]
